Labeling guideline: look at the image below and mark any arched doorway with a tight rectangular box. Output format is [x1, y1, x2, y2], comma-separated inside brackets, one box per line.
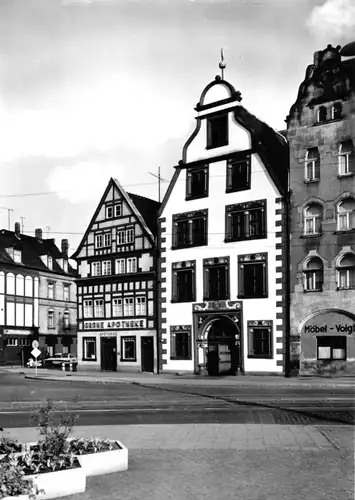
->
[206, 317, 240, 376]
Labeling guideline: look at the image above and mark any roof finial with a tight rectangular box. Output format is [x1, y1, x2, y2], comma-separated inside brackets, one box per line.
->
[219, 48, 226, 79]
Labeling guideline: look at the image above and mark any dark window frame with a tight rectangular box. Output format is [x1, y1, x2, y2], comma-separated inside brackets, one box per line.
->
[206, 113, 229, 149]
[171, 261, 196, 303]
[120, 336, 137, 362]
[170, 326, 192, 360]
[226, 154, 251, 193]
[247, 320, 273, 359]
[226, 200, 266, 242]
[238, 253, 268, 299]
[186, 165, 209, 200]
[203, 257, 229, 301]
[82, 337, 97, 361]
[172, 210, 208, 249]
[317, 336, 346, 361]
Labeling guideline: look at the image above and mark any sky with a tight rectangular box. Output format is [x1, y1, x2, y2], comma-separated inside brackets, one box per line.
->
[0, 0, 354, 256]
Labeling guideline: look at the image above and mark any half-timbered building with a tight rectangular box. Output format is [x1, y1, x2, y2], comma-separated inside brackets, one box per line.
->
[72, 178, 160, 372]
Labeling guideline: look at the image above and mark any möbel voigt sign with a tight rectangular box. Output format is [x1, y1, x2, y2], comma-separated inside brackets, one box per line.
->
[302, 311, 355, 335]
[84, 319, 146, 330]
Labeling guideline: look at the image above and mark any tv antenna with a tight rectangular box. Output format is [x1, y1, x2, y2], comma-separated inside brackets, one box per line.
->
[148, 167, 166, 203]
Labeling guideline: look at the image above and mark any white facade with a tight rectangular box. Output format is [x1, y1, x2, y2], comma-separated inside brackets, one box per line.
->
[159, 77, 288, 375]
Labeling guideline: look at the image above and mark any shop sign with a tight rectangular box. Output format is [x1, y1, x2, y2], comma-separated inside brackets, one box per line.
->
[99, 332, 117, 337]
[302, 311, 355, 335]
[84, 319, 146, 330]
[3, 329, 32, 335]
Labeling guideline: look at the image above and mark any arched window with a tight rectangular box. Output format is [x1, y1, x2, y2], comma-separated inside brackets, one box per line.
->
[304, 203, 322, 235]
[332, 102, 342, 120]
[6, 273, 15, 295]
[25, 276, 33, 297]
[337, 253, 355, 289]
[304, 258, 323, 292]
[305, 148, 320, 181]
[337, 198, 355, 231]
[16, 275, 24, 296]
[317, 106, 327, 122]
[338, 140, 354, 176]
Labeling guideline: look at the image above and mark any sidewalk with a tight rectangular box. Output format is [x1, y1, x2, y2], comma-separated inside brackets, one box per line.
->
[1, 365, 354, 388]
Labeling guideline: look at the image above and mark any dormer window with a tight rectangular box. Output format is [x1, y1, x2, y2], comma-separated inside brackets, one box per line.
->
[317, 106, 327, 122]
[47, 256, 53, 270]
[332, 102, 342, 120]
[63, 260, 68, 273]
[207, 113, 228, 149]
[13, 250, 22, 263]
[114, 204, 122, 217]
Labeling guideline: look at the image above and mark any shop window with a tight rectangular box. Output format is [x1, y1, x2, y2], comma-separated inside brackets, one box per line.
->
[170, 326, 192, 360]
[83, 337, 96, 361]
[135, 296, 146, 316]
[238, 254, 268, 299]
[172, 261, 196, 303]
[332, 102, 342, 120]
[203, 257, 229, 300]
[247, 320, 273, 358]
[83, 299, 93, 318]
[317, 336, 346, 360]
[186, 166, 209, 200]
[19, 338, 30, 346]
[48, 310, 55, 329]
[172, 210, 208, 249]
[226, 154, 251, 193]
[304, 203, 323, 235]
[317, 106, 327, 122]
[121, 336, 136, 361]
[303, 258, 323, 292]
[112, 298, 123, 317]
[63, 285, 70, 302]
[123, 297, 134, 316]
[102, 260, 112, 276]
[338, 141, 354, 176]
[337, 198, 355, 231]
[207, 114, 228, 149]
[337, 253, 355, 289]
[304, 148, 320, 182]
[127, 257, 137, 273]
[47, 283, 54, 300]
[226, 200, 266, 241]
[117, 228, 134, 245]
[94, 299, 104, 317]
[6, 338, 18, 347]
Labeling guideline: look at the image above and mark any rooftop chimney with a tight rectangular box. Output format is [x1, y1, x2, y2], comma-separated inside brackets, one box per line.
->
[35, 228, 43, 240]
[61, 239, 69, 256]
[14, 222, 21, 236]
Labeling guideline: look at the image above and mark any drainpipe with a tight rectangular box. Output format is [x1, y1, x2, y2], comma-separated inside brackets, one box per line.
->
[284, 189, 292, 377]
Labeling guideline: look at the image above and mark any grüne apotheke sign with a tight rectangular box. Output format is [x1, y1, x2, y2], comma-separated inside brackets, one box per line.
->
[84, 319, 146, 330]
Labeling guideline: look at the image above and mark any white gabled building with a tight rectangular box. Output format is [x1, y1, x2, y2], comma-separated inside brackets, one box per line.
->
[158, 75, 289, 376]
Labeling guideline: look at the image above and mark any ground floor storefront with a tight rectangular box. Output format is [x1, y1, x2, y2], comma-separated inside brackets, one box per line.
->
[297, 308, 355, 376]
[37, 333, 77, 359]
[77, 327, 157, 373]
[0, 327, 38, 365]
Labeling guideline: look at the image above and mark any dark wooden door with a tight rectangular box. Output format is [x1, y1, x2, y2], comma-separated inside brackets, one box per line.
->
[141, 336, 154, 373]
[100, 337, 117, 372]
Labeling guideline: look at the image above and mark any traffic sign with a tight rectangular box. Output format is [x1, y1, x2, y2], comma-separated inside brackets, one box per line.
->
[31, 347, 41, 358]
[32, 340, 39, 349]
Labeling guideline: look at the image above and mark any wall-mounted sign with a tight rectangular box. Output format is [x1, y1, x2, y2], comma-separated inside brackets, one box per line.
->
[99, 332, 117, 337]
[3, 329, 32, 335]
[301, 311, 355, 335]
[84, 319, 146, 330]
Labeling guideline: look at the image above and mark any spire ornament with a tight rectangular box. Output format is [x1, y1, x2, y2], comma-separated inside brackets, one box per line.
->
[219, 48, 226, 79]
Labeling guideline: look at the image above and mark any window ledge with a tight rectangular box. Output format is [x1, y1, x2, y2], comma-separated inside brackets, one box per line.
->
[299, 233, 322, 239]
[82, 358, 97, 362]
[172, 243, 207, 250]
[120, 359, 137, 363]
[312, 117, 342, 126]
[333, 229, 355, 235]
[247, 355, 273, 359]
[336, 286, 355, 291]
[185, 193, 209, 201]
[303, 289, 323, 293]
[170, 357, 192, 361]
[237, 295, 268, 299]
[337, 172, 354, 179]
[206, 143, 228, 150]
[226, 186, 251, 194]
[225, 235, 267, 243]
[171, 299, 194, 304]
[304, 179, 320, 184]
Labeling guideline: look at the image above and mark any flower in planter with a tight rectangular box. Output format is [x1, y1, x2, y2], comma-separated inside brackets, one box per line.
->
[0, 458, 45, 499]
[0, 432, 22, 455]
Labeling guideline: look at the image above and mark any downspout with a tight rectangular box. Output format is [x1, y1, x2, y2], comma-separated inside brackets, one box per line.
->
[284, 186, 292, 377]
[155, 232, 161, 375]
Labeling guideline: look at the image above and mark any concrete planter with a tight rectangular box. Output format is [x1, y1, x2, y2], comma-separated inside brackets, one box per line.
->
[2, 496, 30, 500]
[26, 466, 86, 500]
[74, 440, 128, 477]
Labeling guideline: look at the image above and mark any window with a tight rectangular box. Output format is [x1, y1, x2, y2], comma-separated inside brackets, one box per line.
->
[112, 298, 123, 317]
[63, 310, 70, 329]
[304, 204, 322, 235]
[47, 283, 54, 300]
[338, 140, 354, 176]
[114, 204, 122, 217]
[13, 250, 22, 263]
[226, 200, 266, 241]
[207, 113, 228, 149]
[247, 320, 273, 358]
[332, 102, 342, 120]
[226, 154, 251, 192]
[170, 326, 191, 360]
[337, 253, 355, 289]
[83, 300, 93, 318]
[48, 310, 54, 328]
[115, 259, 125, 274]
[47, 256, 53, 270]
[317, 336, 346, 360]
[63, 260, 68, 273]
[63, 285, 70, 302]
[16, 275, 24, 296]
[337, 199, 355, 231]
[172, 210, 208, 248]
[317, 106, 327, 122]
[117, 227, 134, 245]
[124, 297, 134, 316]
[186, 166, 209, 200]
[6, 338, 18, 347]
[95, 232, 111, 248]
[102, 261, 112, 276]
[94, 299, 104, 317]
[106, 205, 113, 219]
[203, 257, 229, 300]
[127, 257, 137, 273]
[303, 257, 323, 292]
[83, 337, 96, 360]
[7, 273, 15, 295]
[238, 253, 268, 299]
[305, 148, 320, 181]
[91, 262, 101, 276]
[135, 296, 146, 316]
[172, 261, 196, 303]
[19, 338, 30, 346]
[121, 337, 136, 361]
